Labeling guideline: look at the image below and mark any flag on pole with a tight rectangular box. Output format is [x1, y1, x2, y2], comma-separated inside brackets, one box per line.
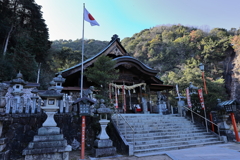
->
[84, 8, 99, 26]
[186, 87, 192, 108]
[198, 88, 205, 109]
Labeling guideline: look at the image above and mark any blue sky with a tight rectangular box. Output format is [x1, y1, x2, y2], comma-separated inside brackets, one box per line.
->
[35, 0, 240, 41]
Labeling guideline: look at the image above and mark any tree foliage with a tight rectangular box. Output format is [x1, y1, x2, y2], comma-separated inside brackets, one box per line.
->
[84, 56, 119, 104]
[0, 0, 50, 82]
[121, 24, 238, 110]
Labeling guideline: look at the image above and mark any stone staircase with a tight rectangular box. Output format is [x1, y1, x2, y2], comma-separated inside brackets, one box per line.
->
[111, 114, 224, 156]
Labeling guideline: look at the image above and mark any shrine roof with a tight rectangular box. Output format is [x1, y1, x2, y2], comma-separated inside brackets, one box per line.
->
[113, 56, 158, 73]
[218, 99, 238, 106]
[60, 34, 125, 75]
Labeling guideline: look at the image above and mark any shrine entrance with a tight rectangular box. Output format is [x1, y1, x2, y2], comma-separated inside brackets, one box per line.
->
[109, 83, 170, 114]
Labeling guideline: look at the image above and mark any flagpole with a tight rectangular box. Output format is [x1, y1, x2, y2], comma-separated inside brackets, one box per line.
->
[80, 3, 85, 98]
[80, 3, 85, 160]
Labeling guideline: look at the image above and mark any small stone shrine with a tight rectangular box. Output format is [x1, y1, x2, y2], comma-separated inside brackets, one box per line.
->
[22, 81, 72, 160]
[10, 72, 27, 113]
[92, 99, 116, 157]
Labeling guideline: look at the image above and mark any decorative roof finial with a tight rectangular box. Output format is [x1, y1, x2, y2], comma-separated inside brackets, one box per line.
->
[17, 71, 23, 79]
[111, 34, 120, 42]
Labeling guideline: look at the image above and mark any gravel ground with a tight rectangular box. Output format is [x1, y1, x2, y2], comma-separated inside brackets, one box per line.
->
[69, 150, 172, 160]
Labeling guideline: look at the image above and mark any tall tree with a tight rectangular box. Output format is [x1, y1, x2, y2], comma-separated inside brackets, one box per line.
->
[0, 0, 50, 82]
[84, 56, 119, 104]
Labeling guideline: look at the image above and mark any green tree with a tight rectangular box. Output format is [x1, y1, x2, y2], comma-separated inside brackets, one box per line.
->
[84, 56, 119, 105]
[161, 62, 227, 113]
[0, 0, 50, 82]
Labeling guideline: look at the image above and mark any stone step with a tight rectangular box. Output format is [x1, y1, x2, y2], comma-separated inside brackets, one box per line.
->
[113, 117, 189, 121]
[113, 121, 191, 125]
[28, 140, 67, 149]
[126, 134, 217, 142]
[116, 124, 204, 131]
[123, 131, 210, 140]
[33, 134, 64, 142]
[114, 121, 194, 126]
[112, 114, 223, 155]
[133, 141, 224, 155]
[114, 117, 191, 121]
[118, 114, 180, 117]
[119, 128, 207, 135]
[133, 139, 222, 150]
[133, 137, 219, 146]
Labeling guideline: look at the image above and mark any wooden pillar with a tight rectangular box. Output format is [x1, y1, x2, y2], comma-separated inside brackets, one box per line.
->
[230, 113, 240, 142]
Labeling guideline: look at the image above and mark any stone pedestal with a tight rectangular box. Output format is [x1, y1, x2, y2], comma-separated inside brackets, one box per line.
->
[0, 121, 10, 160]
[93, 139, 116, 157]
[97, 119, 110, 139]
[219, 115, 233, 141]
[23, 126, 72, 160]
[0, 138, 9, 160]
[92, 119, 116, 157]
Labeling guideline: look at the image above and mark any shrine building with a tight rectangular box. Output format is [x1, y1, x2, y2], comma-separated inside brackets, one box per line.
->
[59, 34, 173, 113]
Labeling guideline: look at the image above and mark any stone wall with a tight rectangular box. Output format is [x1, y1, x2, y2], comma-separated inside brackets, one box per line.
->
[0, 113, 100, 159]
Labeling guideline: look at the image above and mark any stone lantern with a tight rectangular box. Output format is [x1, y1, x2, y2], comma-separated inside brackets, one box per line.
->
[38, 83, 63, 127]
[10, 72, 27, 113]
[218, 99, 240, 142]
[53, 73, 65, 93]
[23, 80, 72, 160]
[93, 99, 116, 157]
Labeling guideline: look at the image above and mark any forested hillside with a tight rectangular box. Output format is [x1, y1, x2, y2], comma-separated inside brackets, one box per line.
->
[121, 25, 240, 109]
[49, 39, 108, 72]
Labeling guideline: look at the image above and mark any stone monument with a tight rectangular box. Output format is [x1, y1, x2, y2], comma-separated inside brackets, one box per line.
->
[22, 81, 72, 160]
[176, 94, 186, 117]
[92, 99, 116, 157]
[0, 83, 10, 159]
[157, 91, 167, 115]
[0, 83, 9, 112]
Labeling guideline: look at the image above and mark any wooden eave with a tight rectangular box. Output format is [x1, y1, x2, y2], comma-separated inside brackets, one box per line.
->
[149, 83, 174, 91]
[114, 56, 159, 76]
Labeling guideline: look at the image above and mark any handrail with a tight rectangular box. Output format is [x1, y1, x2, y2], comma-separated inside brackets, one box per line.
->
[111, 111, 135, 152]
[182, 106, 221, 139]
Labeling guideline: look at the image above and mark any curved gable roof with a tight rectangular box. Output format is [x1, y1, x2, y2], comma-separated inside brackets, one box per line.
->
[61, 34, 127, 77]
[113, 56, 159, 74]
